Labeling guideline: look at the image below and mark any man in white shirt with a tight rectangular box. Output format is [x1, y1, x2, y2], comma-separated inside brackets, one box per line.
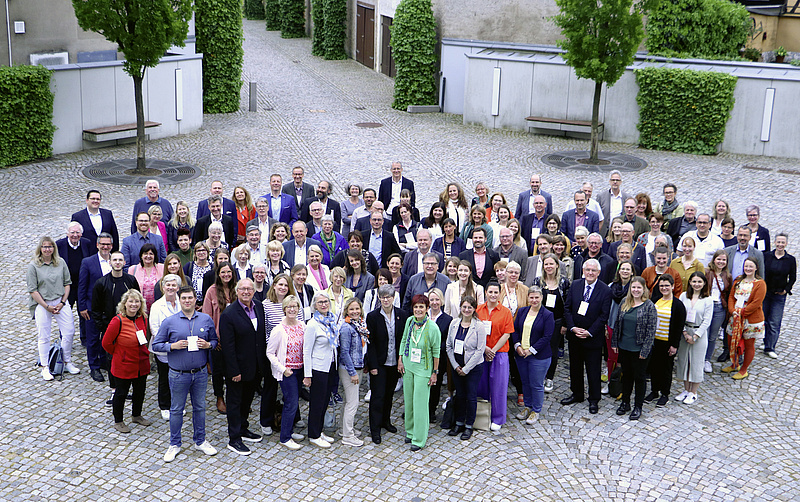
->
[677, 213, 724, 267]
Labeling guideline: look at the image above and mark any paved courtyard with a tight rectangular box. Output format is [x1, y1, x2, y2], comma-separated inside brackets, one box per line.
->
[1, 19, 799, 501]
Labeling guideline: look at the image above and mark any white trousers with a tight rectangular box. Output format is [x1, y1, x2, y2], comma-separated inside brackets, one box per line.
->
[338, 365, 361, 439]
[36, 299, 75, 366]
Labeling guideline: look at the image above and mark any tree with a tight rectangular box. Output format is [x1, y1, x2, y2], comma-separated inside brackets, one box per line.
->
[73, 0, 192, 172]
[195, 0, 244, 113]
[390, 0, 438, 110]
[552, 0, 654, 162]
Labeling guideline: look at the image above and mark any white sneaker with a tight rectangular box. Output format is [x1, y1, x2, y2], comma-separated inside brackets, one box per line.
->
[341, 436, 364, 447]
[309, 437, 331, 448]
[320, 432, 334, 443]
[442, 396, 451, 409]
[291, 432, 305, 441]
[703, 361, 713, 374]
[395, 377, 403, 392]
[490, 423, 501, 431]
[281, 439, 302, 450]
[601, 383, 609, 395]
[767, 351, 778, 359]
[364, 390, 371, 402]
[674, 390, 689, 402]
[41, 368, 54, 381]
[682, 393, 698, 405]
[163, 445, 181, 462]
[515, 407, 531, 420]
[525, 411, 539, 425]
[337, 428, 361, 437]
[195, 441, 217, 456]
[64, 362, 81, 375]
[544, 379, 554, 393]
[261, 425, 274, 436]
[161, 410, 170, 420]
[295, 419, 306, 428]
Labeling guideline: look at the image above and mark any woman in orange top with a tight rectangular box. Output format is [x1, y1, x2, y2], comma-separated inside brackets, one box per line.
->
[233, 186, 257, 245]
[723, 258, 766, 380]
[102, 289, 152, 434]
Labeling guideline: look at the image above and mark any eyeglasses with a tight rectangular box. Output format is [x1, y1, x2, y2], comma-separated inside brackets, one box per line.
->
[41, 245, 54, 249]
[286, 305, 300, 310]
[423, 262, 437, 266]
[316, 299, 330, 305]
[238, 287, 254, 292]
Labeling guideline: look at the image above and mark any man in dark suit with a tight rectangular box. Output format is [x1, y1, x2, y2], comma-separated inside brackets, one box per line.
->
[574, 233, 616, 284]
[608, 222, 647, 273]
[666, 201, 698, 248]
[514, 174, 553, 219]
[263, 173, 299, 226]
[72, 190, 120, 252]
[361, 211, 401, 268]
[219, 278, 268, 455]
[400, 229, 443, 276]
[77, 233, 114, 382]
[194, 195, 236, 247]
[248, 198, 279, 246]
[282, 166, 316, 210]
[378, 161, 416, 211]
[458, 227, 499, 289]
[561, 191, 600, 242]
[57, 222, 93, 344]
[595, 170, 631, 233]
[520, 194, 548, 255]
[725, 225, 765, 278]
[283, 221, 323, 267]
[365, 284, 409, 444]
[300, 180, 342, 233]
[196, 180, 236, 220]
[353, 201, 391, 235]
[562, 258, 612, 414]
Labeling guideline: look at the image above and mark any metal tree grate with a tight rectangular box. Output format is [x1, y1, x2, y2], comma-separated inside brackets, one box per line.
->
[541, 151, 647, 172]
[81, 159, 202, 186]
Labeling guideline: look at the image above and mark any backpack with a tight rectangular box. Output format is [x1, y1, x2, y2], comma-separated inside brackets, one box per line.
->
[48, 337, 65, 381]
[608, 364, 623, 400]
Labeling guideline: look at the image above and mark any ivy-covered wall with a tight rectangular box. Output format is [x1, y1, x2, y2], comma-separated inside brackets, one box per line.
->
[0, 66, 55, 167]
[196, 0, 244, 113]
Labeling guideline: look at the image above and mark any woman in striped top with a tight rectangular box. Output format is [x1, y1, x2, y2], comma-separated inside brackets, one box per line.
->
[645, 274, 687, 408]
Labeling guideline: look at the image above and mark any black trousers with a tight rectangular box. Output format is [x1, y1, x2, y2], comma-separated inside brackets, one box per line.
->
[211, 348, 226, 398]
[156, 359, 171, 411]
[567, 337, 602, 404]
[428, 348, 449, 418]
[369, 365, 399, 439]
[648, 339, 675, 397]
[308, 363, 335, 440]
[259, 370, 279, 428]
[545, 320, 564, 380]
[226, 377, 257, 442]
[112, 374, 147, 423]
[619, 349, 650, 407]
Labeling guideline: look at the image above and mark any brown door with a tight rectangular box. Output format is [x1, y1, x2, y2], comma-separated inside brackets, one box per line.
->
[381, 16, 396, 77]
[356, 4, 375, 68]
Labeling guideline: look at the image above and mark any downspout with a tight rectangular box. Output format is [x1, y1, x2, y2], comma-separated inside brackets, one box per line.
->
[5, 0, 11, 66]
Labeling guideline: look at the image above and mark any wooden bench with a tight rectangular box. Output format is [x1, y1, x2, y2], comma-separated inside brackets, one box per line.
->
[83, 121, 161, 142]
[525, 116, 603, 139]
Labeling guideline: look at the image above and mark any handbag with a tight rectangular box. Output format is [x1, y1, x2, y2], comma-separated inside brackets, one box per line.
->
[474, 399, 491, 431]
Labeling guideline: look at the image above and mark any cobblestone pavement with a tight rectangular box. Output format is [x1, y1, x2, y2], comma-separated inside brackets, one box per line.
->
[1, 20, 799, 501]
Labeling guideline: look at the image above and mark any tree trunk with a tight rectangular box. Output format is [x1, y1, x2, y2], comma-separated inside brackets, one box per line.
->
[590, 80, 602, 163]
[133, 71, 146, 172]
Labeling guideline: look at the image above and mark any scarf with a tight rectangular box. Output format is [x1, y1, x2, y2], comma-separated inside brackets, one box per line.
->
[313, 311, 340, 350]
[404, 316, 429, 357]
[345, 315, 370, 341]
[728, 308, 745, 369]
[661, 198, 680, 218]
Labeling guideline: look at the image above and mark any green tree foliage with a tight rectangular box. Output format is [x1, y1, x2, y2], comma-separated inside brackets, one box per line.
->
[552, 0, 654, 162]
[311, 0, 325, 56]
[196, 0, 244, 113]
[244, 0, 266, 20]
[265, 0, 281, 30]
[646, 0, 749, 59]
[390, 0, 438, 110]
[280, 0, 306, 38]
[635, 67, 737, 155]
[72, 0, 192, 170]
[323, 0, 347, 60]
[0, 66, 55, 167]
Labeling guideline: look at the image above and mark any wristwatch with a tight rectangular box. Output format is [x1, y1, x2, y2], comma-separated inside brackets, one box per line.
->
[433, 369, 439, 374]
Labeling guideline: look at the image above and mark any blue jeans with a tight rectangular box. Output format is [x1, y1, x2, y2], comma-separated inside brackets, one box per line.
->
[763, 292, 787, 352]
[169, 369, 208, 447]
[516, 354, 551, 413]
[279, 368, 303, 443]
[704, 301, 726, 361]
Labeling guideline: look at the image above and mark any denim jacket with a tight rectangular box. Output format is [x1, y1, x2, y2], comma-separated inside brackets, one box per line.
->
[339, 321, 365, 376]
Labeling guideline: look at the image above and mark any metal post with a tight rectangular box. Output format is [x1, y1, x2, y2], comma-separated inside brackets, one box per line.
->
[249, 81, 257, 112]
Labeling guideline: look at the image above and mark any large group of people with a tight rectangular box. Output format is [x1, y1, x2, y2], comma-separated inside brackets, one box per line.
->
[28, 164, 795, 459]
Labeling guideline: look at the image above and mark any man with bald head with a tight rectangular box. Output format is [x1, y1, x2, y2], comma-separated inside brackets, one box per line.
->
[131, 179, 173, 233]
[283, 220, 323, 267]
[401, 228, 443, 276]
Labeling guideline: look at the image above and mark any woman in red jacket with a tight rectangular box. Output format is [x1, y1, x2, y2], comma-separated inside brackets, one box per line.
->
[723, 258, 766, 380]
[102, 289, 152, 433]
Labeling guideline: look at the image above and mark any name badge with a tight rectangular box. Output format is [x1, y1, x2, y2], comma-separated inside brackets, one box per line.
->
[187, 335, 199, 352]
[303, 306, 312, 320]
[735, 297, 746, 309]
[410, 348, 422, 363]
[578, 301, 589, 316]
[466, 238, 473, 250]
[136, 329, 147, 345]
[756, 240, 765, 251]
[454, 339, 465, 355]
[545, 294, 556, 309]
[251, 317, 258, 330]
[686, 309, 696, 324]
[532, 228, 540, 238]
[482, 320, 492, 335]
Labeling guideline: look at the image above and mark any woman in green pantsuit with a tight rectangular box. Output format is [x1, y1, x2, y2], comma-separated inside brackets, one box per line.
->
[398, 294, 441, 451]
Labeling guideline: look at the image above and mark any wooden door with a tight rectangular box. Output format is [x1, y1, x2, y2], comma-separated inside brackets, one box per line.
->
[356, 4, 375, 68]
[380, 15, 396, 77]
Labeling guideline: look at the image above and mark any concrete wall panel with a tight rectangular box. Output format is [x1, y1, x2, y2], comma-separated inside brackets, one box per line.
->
[721, 78, 769, 156]
[530, 63, 569, 119]
[495, 60, 533, 130]
[603, 72, 640, 143]
[761, 80, 800, 159]
[50, 69, 83, 154]
[565, 74, 605, 122]
[463, 58, 499, 129]
[146, 62, 179, 138]
[78, 66, 117, 130]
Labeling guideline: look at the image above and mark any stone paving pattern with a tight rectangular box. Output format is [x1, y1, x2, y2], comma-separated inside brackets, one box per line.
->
[0, 20, 799, 501]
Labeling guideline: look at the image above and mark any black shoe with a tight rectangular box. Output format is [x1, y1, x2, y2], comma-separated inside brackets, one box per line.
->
[90, 369, 105, 382]
[410, 445, 421, 451]
[655, 396, 669, 408]
[372, 436, 381, 445]
[448, 425, 465, 437]
[405, 437, 412, 444]
[430, 413, 436, 423]
[460, 428, 473, 440]
[560, 394, 584, 406]
[629, 406, 642, 420]
[616, 402, 631, 416]
[126, 393, 133, 400]
[227, 441, 251, 456]
[299, 387, 311, 401]
[643, 391, 659, 403]
[241, 429, 262, 443]
[382, 423, 398, 433]
[588, 402, 599, 414]
[717, 353, 730, 363]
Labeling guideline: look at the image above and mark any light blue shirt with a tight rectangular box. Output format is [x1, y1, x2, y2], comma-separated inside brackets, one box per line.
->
[732, 247, 749, 278]
[270, 194, 282, 222]
[369, 230, 383, 264]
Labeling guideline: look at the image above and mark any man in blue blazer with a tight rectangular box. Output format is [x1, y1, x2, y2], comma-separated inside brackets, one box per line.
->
[56, 222, 93, 310]
[71, 190, 120, 252]
[283, 221, 323, 267]
[514, 174, 553, 218]
[264, 174, 299, 226]
[194, 195, 237, 246]
[562, 258, 612, 414]
[282, 166, 316, 210]
[196, 180, 236, 220]
[519, 194, 549, 255]
[77, 233, 114, 381]
[561, 191, 600, 242]
[377, 162, 416, 210]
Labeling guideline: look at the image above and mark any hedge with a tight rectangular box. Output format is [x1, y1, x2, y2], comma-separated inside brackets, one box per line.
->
[390, 0, 438, 110]
[243, 0, 265, 19]
[196, 0, 244, 113]
[280, 0, 305, 38]
[265, 0, 281, 30]
[635, 67, 737, 155]
[311, 0, 325, 55]
[323, 0, 347, 60]
[0, 65, 55, 167]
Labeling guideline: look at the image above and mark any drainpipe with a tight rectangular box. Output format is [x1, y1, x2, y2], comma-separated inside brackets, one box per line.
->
[5, 0, 11, 66]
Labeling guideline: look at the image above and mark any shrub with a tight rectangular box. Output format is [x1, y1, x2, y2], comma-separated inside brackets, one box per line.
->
[280, 0, 305, 38]
[635, 67, 737, 155]
[646, 0, 749, 59]
[0, 65, 55, 167]
[265, 0, 281, 30]
[196, 0, 244, 113]
[390, 0, 438, 110]
[311, 0, 325, 55]
[243, 0, 265, 19]
[323, 0, 347, 60]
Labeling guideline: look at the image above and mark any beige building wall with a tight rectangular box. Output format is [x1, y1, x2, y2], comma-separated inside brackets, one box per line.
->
[434, 0, 561, 45]
[776, 17, 800, 51]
